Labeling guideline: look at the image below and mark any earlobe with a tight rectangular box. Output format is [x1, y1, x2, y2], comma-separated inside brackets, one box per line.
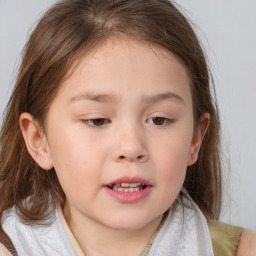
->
[19, 112, 53, 170]
[187, 113, 210, 166]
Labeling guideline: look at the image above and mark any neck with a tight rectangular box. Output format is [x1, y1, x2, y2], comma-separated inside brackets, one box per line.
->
[63, 204, 163, 256]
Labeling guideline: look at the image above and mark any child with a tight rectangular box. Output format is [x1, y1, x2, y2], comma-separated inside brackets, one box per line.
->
[0, 0, 255, 255]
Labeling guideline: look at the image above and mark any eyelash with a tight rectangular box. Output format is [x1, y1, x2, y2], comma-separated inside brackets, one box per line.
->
[82, 118, 111, 127]
[81, 117, 173, 127]
[147, 117, 174, 126]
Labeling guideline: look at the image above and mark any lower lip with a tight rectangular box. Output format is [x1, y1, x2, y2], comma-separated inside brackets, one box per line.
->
[104, 186, 152, 203]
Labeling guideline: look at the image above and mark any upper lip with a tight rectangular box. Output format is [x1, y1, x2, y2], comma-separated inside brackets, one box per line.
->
[105, 176, 152, 187]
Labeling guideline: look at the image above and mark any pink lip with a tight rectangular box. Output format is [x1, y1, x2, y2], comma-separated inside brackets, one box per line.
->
[105, 176, 152, 187]
[104, 176, 152, 203]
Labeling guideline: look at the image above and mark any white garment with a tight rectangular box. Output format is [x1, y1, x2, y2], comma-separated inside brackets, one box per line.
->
[2, 189, 213, 256]
[148, 188, 214, 256]
[2, 207, 76, 256]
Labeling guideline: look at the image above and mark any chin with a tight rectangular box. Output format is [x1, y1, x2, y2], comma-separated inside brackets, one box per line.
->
[101, 211, 160, 232]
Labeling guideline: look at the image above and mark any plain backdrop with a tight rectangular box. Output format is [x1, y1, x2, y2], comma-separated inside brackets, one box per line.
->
[0, 0, 255, 230]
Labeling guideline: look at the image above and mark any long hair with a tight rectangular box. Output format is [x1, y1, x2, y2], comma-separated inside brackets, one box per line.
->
[0, 0, 222, 224]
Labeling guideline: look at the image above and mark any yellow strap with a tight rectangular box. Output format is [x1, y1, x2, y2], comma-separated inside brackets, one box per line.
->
[57, 206, 85, 256]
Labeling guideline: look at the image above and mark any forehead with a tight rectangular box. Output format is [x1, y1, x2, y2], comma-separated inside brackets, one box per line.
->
[54, 38, 192, 106]
[70, 38, 189, 80]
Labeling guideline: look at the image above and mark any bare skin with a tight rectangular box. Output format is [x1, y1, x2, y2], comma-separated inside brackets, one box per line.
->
[236, 229, 256, 256]
[0, 244, 12, 256]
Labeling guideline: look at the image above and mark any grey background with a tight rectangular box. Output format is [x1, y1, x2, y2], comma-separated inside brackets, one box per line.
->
[0, 1, 255, 229]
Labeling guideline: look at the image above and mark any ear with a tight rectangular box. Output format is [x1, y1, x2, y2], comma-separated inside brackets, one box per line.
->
[187, 113, 210, 166]
[19, 112, 53, 170]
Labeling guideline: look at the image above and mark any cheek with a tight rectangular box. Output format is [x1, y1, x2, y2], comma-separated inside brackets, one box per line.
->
[47, 130, 107, 196]
[152, 128, 192, 168]
[48, 122, 104, 166]
[156, 146, 188, 187]
[151, 130, 192, 190]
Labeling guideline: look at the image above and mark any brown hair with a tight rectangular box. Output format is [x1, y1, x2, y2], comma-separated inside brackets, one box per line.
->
[0, 0, 222, 225]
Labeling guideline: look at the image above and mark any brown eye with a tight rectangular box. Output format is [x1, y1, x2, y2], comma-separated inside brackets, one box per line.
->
[147, 117, 173, 126]
[84, 118, 110, 126]
[152, 117, 166, 125]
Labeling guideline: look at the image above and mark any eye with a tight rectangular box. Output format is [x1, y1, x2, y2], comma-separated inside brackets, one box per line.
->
[82, 118, 110, 126]
[147, 117, 173, 126]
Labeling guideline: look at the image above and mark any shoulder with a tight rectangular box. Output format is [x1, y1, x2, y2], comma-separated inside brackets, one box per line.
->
[236, 229, 256, 256]
[208, 221, 243, 256]
[0, 243, 12, 256]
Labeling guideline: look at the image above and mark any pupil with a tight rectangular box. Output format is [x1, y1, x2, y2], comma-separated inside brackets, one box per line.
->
[93, 119, 105, 126]
[153, 117, 164, 125]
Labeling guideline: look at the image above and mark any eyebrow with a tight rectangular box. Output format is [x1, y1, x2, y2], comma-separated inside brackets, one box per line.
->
[70, 92, 116, 103]
[141, 92, 185, 105]
[70, 91, 185, 105]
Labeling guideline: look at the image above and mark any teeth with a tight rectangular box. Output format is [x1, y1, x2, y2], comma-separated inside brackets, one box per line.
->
[113, 187, 141, 192]
[120, 183, 129, 187]
[110, 183, 146, 192]
[110, 182, 147, 192]
[120, 182, 142, 188]
[129, 187, 140, 192]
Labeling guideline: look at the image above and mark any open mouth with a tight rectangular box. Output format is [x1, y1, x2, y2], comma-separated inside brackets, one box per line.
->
[107, 182, 147, 192]
[105, 178, 152, 202]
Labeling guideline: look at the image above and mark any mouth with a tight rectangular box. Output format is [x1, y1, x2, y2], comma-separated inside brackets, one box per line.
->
[105, 176, 152, 192]
[107, 182, 148, 192]
[104, 177, 152, 203]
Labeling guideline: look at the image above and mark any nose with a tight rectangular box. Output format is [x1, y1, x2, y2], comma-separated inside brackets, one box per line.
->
[111, 127, 149, 163]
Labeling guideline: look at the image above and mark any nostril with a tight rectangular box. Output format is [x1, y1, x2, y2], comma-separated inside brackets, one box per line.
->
[114, 152, 148, 162]
[118, 155, 144, 160]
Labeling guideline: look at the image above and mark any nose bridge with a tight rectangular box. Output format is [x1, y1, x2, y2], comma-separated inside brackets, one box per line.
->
[111, 119, 148, 163]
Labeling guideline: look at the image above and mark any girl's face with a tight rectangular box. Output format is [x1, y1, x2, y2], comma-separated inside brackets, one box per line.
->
[41, 38, 205, 231]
